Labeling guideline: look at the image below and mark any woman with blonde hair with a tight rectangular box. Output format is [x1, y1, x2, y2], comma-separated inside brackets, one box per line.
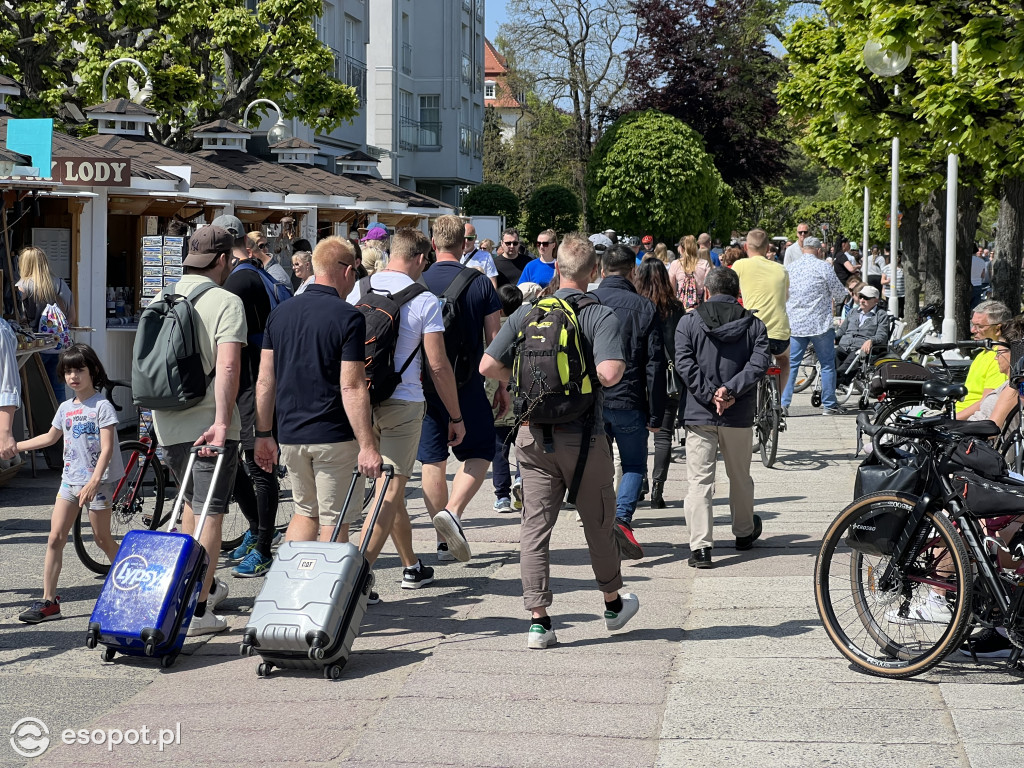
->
[667, 235, 712, 311]
[649, 242, 670, 265]
[17, 246, 76, 398]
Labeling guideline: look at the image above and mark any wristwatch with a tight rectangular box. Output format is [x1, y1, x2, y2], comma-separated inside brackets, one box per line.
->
[255, 429, 273, 438]
[450, 416, 464, 424]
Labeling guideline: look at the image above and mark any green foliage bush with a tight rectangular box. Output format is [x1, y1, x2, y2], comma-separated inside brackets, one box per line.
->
[523, 184, 581, 241]
[463, 183, 519, 220]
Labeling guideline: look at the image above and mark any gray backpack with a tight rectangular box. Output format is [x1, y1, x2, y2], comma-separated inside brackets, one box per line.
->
[132, 282, 216, 411]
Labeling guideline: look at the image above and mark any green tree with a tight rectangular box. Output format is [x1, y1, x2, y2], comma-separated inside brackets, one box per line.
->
[523, 185, 581, 242]
[463, 183, 519, 220]
[0, 0, 359, 150]
[586, 110, 729, 241]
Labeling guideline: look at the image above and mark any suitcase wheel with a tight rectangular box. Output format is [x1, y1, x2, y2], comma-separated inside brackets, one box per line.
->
[144, 641, 157, 657]
[324, 664, 344, 681]
[160, 652, 178, 669]
[101, 647, 116, 663]
[257, 662, 273, 678]
[85, 623, 100, 649]
[309, 646, 326, 661]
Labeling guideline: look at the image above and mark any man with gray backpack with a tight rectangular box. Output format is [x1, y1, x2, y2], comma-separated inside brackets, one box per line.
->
[132, 225, 246, 635]
[480, 232, 641, 649]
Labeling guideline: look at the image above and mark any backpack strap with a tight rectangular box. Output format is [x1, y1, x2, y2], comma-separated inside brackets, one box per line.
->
[441, 264, 482, 302]
[390, 282, 429, 374]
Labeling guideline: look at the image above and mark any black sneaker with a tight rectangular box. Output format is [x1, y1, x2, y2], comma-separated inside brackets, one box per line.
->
[402, 561, 435, 590]
[958, 629, 1013, 659]
[19, 597, 62, 624]
[613, 520, 644, 560]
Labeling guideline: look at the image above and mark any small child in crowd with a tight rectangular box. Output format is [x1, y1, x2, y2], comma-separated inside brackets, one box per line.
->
[16, 344, 123, 623]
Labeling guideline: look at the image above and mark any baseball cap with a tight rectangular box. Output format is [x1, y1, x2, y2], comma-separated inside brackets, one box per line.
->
[849, 241, 860, 252]
[183, 225, 233, 268]
[803, 236, 822, 249]
[589, 233, 613, 253]
[210, 214, 244, 243]
[603, 229, 617, 239]
[642, 235, 654, 245]
[858, 285, 880, 299]
[360, 225, 389, 242]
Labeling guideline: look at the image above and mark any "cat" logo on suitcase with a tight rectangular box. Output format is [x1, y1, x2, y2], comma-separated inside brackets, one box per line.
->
[297, 559, 317, 570]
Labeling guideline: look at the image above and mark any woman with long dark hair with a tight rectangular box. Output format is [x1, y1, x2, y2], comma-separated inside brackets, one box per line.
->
[634, 259, 685, 508]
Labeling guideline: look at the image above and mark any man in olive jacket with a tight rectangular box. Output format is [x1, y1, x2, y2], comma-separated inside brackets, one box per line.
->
[676, 267, 770, 569]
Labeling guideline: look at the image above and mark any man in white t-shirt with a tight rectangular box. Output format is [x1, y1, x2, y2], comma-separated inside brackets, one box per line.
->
[461, 222, 499, 289]
[347, 228, 466, 589]
[783, 222, 811, 267]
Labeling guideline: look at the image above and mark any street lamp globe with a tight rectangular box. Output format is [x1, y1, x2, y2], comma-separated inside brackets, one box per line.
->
[267, 118, 291, 145]
[863, 40, 911, 78]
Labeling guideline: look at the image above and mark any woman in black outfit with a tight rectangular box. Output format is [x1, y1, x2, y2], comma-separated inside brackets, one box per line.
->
[634, 259, 685, 508]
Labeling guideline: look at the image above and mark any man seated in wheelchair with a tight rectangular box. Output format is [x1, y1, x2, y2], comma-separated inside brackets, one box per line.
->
[834, 285, 892, 384]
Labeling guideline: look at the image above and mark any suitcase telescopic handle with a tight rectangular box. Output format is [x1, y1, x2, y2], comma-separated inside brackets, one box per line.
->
[165, 444, 230, 541]
[330, 464, 396, 552]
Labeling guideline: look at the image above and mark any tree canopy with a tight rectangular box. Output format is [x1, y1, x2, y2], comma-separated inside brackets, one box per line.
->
[523, 185, 581, 242]
[587, 110, 735, 241]
[0, 0, 360, 150]
[463, 183, 519, 221]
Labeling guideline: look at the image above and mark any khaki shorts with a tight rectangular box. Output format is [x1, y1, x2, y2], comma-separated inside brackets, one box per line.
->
[280, 442, 362, 530]
[374, 398, 426, 478]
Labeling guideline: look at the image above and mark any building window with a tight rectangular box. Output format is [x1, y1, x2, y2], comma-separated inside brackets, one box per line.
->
[484, 81, 495, 100]
[344, 15, 361, 60]
[314, 2, 335, 48]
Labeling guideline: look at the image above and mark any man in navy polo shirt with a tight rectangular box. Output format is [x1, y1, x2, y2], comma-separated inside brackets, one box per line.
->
[253, 236, 382, 551]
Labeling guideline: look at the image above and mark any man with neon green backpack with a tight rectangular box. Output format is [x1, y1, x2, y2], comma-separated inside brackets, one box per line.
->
[480, 232, 641, 650]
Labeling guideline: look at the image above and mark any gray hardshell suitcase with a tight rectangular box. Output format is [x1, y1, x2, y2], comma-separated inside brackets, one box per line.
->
[240, 465, 394, 680]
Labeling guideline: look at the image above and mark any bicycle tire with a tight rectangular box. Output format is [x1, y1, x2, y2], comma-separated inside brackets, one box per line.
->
[793, 350, 818, 393]
[815, 493, 972, 679]
[759, 378, 780, 468]
[73, 440, 165, 575]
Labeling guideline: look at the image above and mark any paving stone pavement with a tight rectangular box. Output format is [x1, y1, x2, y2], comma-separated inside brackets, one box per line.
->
[1, 393, 1022, 767]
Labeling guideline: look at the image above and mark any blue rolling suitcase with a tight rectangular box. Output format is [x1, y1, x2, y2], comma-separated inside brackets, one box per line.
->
[86, 445, 227, 668]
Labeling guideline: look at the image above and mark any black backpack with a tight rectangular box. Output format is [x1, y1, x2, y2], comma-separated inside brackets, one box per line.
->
[353, 277, 428, 405]
[423, 266, 484, 391]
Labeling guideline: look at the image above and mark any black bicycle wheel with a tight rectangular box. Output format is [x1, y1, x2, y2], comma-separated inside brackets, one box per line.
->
[815, 493, 972, 678]
[759, 379, 780, 468]
[220, 464, 294, 553]
[793, 349, 818, 393]
[73, 441, 165, 575]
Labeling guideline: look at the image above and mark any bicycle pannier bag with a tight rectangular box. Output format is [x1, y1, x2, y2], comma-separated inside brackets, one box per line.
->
[353, 277, 428, 405]
[132, 283, 216, 411]
[844, 499, 912, 557]
[867, 359, 932, 399]
[948, 437, 1007, 480]
[854, 448, 926, 498]
[953, 470, 1024, 517]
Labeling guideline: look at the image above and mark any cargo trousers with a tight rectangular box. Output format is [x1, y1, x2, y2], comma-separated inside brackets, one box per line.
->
[516, 424, 624, 610]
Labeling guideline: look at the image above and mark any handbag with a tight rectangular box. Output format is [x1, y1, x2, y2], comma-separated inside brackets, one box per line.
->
[39, 302, 73, 351]
[666, 360, 680, 399]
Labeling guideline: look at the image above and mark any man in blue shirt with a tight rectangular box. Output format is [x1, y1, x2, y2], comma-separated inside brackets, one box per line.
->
[254, 237, 382, 550]
[419, 215, 505, 564]
[518, 229, 558, 289]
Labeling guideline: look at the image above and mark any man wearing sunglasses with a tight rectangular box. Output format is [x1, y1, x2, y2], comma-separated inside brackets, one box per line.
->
[461, 222, 499, 289]
[833, 285, 890, 376]
[493, 227, 534, 288]
[783, 222, 811, 267]
[517, 229, 559, 288]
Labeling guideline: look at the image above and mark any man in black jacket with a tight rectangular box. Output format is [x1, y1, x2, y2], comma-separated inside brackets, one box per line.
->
[676, 267, 769, 569]
[594, 244, 665, 559]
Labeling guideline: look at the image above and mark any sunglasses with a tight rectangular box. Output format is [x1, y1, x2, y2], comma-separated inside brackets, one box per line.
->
[465, 235, 476, 240]
[256, 242, 269, 250]
[336, 260, 354, 268]
[503, 240, 519, 247]
[535, 240, 554, 247]
[797, 231, 809, 235]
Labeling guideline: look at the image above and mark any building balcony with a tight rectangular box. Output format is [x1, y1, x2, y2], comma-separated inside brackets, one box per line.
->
[463, 0, 472, 12]
[332, 51, 366, 103]
[400, 117, 442, 151]
[401, 43, 413, 75]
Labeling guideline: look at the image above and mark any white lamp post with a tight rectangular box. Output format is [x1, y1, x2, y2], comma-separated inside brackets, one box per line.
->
[243, 98, 291, 145]
[101, 57, 153, 104]
[942, 43, 960, 342]
[864, 39, 911, 316]
[863, 185, 870, 261]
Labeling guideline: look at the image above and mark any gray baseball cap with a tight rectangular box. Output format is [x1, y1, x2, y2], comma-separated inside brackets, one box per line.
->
[210, 214, 245, 243]
[589, 233, 613, 253]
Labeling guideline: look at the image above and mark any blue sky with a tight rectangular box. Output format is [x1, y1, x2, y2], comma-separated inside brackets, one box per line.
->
[486, 0, 508, 41]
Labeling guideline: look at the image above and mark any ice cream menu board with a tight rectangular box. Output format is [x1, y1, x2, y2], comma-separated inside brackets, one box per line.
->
[140, 235, 185, 298]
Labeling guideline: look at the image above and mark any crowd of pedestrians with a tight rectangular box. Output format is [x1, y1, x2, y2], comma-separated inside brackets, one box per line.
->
[8, 216, 1010, 651]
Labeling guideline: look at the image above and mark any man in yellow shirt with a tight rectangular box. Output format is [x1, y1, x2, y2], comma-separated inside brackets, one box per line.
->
[958, 300, 1011, 413]
[733, 229, 791, 411]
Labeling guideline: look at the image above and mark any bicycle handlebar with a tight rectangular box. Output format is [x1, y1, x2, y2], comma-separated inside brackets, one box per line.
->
[916, 339, 999, 355]
[102, 379, 132, 412]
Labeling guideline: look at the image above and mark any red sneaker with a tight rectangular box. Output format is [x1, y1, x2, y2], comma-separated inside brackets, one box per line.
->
[614, 522, 644, 560]
[19, 597, 62, 624]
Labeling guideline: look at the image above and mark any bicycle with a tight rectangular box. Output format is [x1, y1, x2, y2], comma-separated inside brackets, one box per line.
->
[815, 392, 1024, 678]
[793, 347, 818, 393]
[754, 365, 784, 468]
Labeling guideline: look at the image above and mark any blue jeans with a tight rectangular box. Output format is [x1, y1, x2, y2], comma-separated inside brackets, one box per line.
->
[492, 425, 519, 498]
[603, 408, 649, 523]
[783, 329, 838, 410]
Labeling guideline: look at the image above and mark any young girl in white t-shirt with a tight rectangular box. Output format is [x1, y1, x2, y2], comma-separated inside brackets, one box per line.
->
[16, 344, 123, 624]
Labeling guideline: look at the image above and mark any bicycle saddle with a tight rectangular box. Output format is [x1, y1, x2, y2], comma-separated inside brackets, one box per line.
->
[922, 380, 968, 402]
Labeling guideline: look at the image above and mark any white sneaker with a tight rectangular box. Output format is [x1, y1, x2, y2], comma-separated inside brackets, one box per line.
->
[436, 542, 456, 562]
[885, 592, 953, 625]
[512, 479, 523, 510]
[605, 593, 640, 632]
[527, 624, 557, 649]
[208, 578, 229, 611]
[186, 611, 227, 637]
[432, 509, 471, 562]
